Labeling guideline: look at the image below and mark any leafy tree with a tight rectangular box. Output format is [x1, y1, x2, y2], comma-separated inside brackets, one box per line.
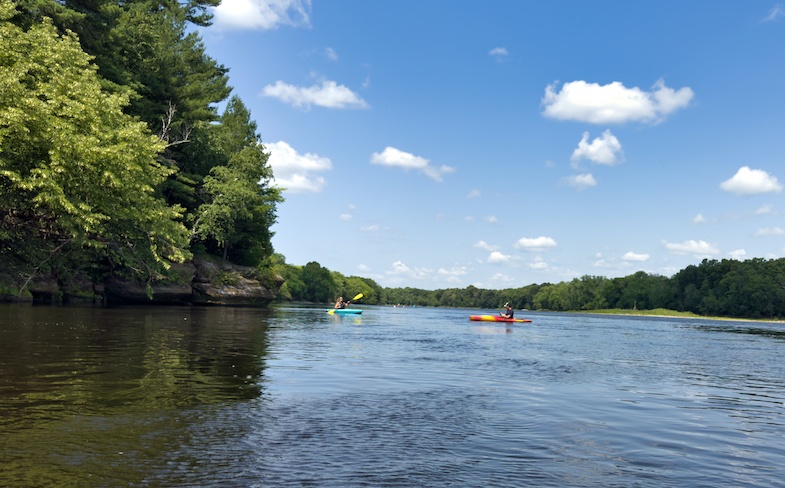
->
[300, 262, 336, 303]
[0, 2, 189, 287]
[192, 97, 283, 264]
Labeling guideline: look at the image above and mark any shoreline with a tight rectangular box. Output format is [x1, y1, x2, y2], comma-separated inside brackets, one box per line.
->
[573, 309, 785, 325]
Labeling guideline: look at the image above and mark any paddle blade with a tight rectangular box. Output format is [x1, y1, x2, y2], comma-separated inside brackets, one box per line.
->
[327, 309, 335, 314]
[353, 293, 364, 301]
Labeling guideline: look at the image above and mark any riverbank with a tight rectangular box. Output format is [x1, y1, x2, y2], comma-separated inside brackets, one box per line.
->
[577, 308, 785, 324]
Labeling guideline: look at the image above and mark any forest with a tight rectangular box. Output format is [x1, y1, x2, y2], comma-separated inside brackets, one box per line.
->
[1, 0, 282, 294]
[272, 256, 785, 320]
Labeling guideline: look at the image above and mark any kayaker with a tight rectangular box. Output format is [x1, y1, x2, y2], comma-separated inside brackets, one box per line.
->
[334, 297, 349, 309]
[500, 302, 514, 319]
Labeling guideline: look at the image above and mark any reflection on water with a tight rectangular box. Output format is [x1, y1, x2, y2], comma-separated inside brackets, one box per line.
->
[1, 305, 785, 487]
[0, 305, 272, 486]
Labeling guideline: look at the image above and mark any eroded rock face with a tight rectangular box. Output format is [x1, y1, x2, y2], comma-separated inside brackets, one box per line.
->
[190, 258, 280, 307]
[3, 258, 283, 307]
[104, 261, 197, 305]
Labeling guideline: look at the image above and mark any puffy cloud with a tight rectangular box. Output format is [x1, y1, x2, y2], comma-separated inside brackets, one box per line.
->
[754, 227, 785, 236]
[720, 166, 782, 195]
[489, 47, 509, 60]
[728, 249, 747, 260]
[693, 214, 706, 224]
[370, 146, 455, 182]
[487, 251, 511, 263]
[755, 204, 774, 215]
[438, 266, 468, 283]
[266, 141, 331, 192]
[474, 241, 498, 251]
[386, 261, 432, 281]
[263, 80, 369, 109]
[541, 79, 694, 124]
[563, 173, 597, 191]
[663, 239, 720, 257]
[622, 251, 650, 262]
[212, 0, 311, 30]
[571, 130, 623, 165]
[489, 272, 516, 284]
[514, 236, 558, 251]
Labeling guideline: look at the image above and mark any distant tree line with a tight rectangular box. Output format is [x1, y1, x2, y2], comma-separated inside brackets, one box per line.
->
[273, 257, 785, 320]
[1, 0, 281, 295]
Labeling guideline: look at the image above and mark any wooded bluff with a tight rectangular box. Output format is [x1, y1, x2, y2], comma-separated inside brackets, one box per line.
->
[1, 0, 282, 303]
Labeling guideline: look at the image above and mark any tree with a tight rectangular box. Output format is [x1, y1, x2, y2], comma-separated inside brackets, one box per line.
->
[192, 97, 283, 265]
[0, 2, 189, 286]
[300, 262, 336, 303]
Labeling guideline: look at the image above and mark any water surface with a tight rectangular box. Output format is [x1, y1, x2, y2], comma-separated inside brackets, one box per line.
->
[1, 304, 784, 486]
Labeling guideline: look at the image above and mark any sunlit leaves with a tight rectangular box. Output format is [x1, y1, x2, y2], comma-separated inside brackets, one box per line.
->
[0, 3, 189, 277]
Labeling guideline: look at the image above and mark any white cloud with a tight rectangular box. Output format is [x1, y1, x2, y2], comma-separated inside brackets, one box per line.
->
[485, 215, 498, 223]
[755, 204, 774, 215]
[266, 141, 331, 192]
[438, 266, 468, 283]
[488, 251, 511, 263]
[489, 47, 509, 60]
[370, 146, 455, 182]
[762, 3, 785, 22]
[211, 0, 311, 30]
[593, 258, 631, 270]
[339, 213, 352, 221]
[663, 239, 720, 257]
[622, 252, 650, 262]
[563, 173, 597, 191]
[325, 47, 338, 61]
[720, 166, 782, 195]
[693, 213, 706, 224]
[386, 261, 432, 281]
[754, 226, 785, 236]
[571, 130, 623, 165]
[467, 189, 481, 198]
[514, 236, 558, 251]
[728, 249, 747, 260]
[262, 80, 368, 109]
[489, 272, 515, 283]
[529, 257, 549, 270]
[474, 240, 498, 251]
[542, 79, 694, 124]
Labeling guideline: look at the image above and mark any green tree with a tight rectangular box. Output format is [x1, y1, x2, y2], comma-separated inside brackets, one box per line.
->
[0, 3, 189, 286]
[192, 97, 282, 265]
[300, 262, 336, 303]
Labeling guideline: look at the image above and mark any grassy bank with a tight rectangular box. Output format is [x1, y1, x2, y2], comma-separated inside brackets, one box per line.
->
[578, 308, 784, 323]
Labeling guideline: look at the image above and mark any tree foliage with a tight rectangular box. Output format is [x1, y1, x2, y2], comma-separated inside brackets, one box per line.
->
[276, 255, 785, 320]
[193, 97, 282, 265]
[1, 0, 281, 294]
[0, 1, 189, 282]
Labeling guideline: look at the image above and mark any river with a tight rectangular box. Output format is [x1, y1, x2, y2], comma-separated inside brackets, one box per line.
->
[1, 304, 784, 487]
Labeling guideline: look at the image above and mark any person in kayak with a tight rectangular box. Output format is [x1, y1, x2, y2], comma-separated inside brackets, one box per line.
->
[500, 302, 514, 319]
[334, 297, 350, 309]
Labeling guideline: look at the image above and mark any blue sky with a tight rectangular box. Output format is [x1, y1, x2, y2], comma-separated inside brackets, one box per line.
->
[199, 1, 785, 290]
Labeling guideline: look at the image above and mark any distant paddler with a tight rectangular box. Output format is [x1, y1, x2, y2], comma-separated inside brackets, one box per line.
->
[500, 302, 514, 319]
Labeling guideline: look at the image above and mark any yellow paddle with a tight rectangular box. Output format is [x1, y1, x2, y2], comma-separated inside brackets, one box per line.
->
[327, 293, 364, 314]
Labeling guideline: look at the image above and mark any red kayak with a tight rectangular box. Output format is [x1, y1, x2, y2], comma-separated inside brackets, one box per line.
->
[469, 315, 531, 323]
